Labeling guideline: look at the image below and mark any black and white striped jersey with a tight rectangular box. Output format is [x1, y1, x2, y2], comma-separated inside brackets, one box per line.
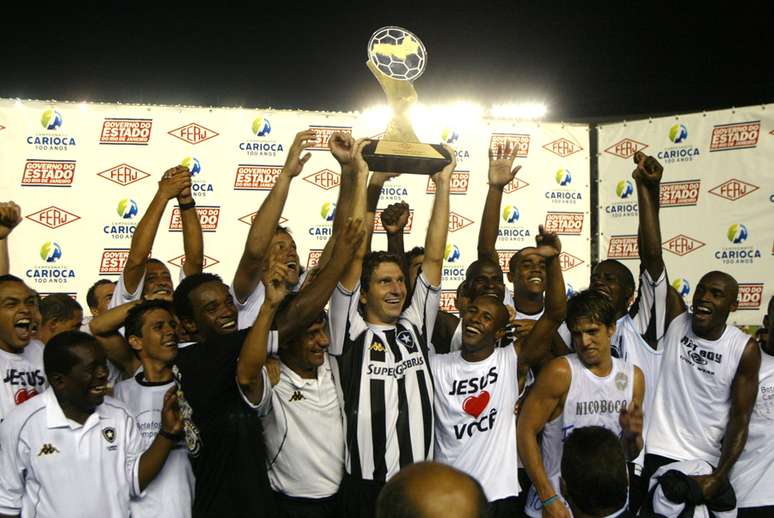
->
[328, 273, 440, 482]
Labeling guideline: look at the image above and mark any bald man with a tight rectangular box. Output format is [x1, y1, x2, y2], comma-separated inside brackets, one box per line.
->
[376, 462, 488, 518]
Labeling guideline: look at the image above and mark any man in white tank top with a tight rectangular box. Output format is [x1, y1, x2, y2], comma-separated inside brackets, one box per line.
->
[645, 269, 760, 502]
[518, 289, 645, 518]
[433, 227, 565, 518]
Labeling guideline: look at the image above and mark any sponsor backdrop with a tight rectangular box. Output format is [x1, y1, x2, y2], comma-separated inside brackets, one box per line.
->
[0, 99, 591, 314]
[598, 104, 773, 325]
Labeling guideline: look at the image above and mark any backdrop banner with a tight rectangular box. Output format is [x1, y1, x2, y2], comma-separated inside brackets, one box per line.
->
[0, 99, 591, 314]
[598, 104, 773, 326]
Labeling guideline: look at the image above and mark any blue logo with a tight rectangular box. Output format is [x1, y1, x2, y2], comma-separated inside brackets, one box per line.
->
[555, 169, 572, 186]
[566, 283, 576, 298]
[116, 199, 138, 219]
[669, 123, 688, 144]
[320, 202, 336, 222]
[181, 157, 201, 176]
[502, 205, 520, 223]
[616, 180, 634, 199]
[444, 244, 461, 263]
[727, 224, 748, 244]
[441, 127, 459, 144]
[252, 117, 272, 137]
[40, 242, 62, 263]
[40, 109, 63, 130]
[672, 278, 690, 297]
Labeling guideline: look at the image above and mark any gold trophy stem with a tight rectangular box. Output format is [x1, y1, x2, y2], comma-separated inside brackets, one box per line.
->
[367, 60, 421, 143]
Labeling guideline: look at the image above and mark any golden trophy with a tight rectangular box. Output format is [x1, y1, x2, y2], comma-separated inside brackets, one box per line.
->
[363, 26, 453, 174]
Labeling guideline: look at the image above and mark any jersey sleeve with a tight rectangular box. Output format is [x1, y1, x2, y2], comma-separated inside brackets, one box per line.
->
[230, 281, 266, 331]
[558, 322, 573, 351]
[630, 269, 668, 342]
[0, 419, 25, 514]
[328, 282, 369, 356]
[238, 368, 273, 415]
[109, 270, 144, 310]
[400, 272, 441, 350]
[125, 412, 144, 499]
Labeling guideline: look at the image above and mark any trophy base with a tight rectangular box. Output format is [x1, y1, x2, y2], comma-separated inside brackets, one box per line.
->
[362, 140, 452, 175]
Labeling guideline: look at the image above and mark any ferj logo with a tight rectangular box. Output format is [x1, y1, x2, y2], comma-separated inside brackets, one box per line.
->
[40, 242, 62, 263]
[116, 199, 138, 219]
[672, 278, 690, 297]
[555, 169, 572, 186]
[28, 108, 76, 150]
[502, 205, 519, 223]
[320, 202, 336, 222]
[252, 117, 271, 137]
[240, 115, 284, 157]
[444, 244, 461, 263]
[658, 122, 700, 164]
[40, 109, 63, 130]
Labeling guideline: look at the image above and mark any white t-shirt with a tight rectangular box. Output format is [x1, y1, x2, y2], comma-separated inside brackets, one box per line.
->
[231, 271, 308, 331]
[0, 340, 46, 422]
[730, 348, 774, 508]
[646, 313, 750, 464]
[258, 356, 344, 498]
[431, 346, 520, 501]
[109, 268, 186, 310]
[0, 389, 144, 518]
[113, 374, 195, 518]
[647, 460, 737, 518]
[526, 355, 634, 518]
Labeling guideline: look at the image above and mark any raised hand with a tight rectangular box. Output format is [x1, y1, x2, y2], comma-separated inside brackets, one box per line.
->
[0, 201, 22, 240]
[534, 225, 562, 257]
[380, 201, 410, 234]
[263, 253, 290, 307]
[283, 129, 319, 178]
[631, 151, 663, 188]
[334, 217, 366, 255]
[619, 399, 643, 440]
[488, 141, 522, 188]
[329, 132, 357, 167]
[161, 385, 184, 436]
[431, 144, 457, 185]
[159, 166, 192, 200]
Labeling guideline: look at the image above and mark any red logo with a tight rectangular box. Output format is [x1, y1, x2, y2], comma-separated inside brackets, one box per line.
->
[14, 388, 39, 405]
[309, 126, 352, 151]
[497, 250, 519, 273]
[306, 249, 323, 269]
[25, 206, 80, 229]
[99, 248, 130, 274]
[543, 138, 582, 157]
[22, 160, 76, 186]
[462, 391, 490, 418]
[440, 290, 458, 314]
[544, 212, 584, 235]
[489, 133, 530, 157]
[303, 169, 340, 190]
[709, 121, 760, 152]
[234, 165, 283, 190]
[167, 123, 219, 144]
[99, 118, 152, 145]
[169, 206, 220, 232]
[503, 177, 530, 194]
[659, 180, 700, 207]
[427, 171, 469, 194]
[604, 138, 648, 159]
[238, 212, 287, 226]
[662, 234, 705, 256]
[168, 254, 220, 270]
[448, 212, 474, 233]
[558, 252, 585, 271]
[97, 164, 150, 186]
[607, 235, 639, 259]
[374, 209, 413, 234]
[737, 283, 764, 310]
[708, 179, 759, 201]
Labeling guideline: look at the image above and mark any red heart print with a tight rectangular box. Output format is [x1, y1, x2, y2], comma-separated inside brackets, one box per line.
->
[462, 391, 490, 418]
[14, 388, 39, 405]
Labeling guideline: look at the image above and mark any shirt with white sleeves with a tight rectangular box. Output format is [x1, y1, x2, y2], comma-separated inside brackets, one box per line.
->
[0, 388, 144, 518]
[0, 340, 46, 422]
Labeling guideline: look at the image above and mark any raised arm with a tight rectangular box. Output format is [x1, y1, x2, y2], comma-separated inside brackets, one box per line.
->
[124, 167, 190, 295]
[236, 256, 288, 404]
[0, 202, 22, 276]
[517, 358, 572, 518]
[89, 299, 143, 375]
[339, 140, 371, 291]
[365, 172, 400, 252]
[478, 142, 521, 262]
[632, 152, 665, 281]
[380, 201, 409, 262]
[693, 338, 761, 498]
[619, 366, 645, 460]
[232, 130, 317, 302]
[422, 147, 456, 287]
[176, 182, 203, 277]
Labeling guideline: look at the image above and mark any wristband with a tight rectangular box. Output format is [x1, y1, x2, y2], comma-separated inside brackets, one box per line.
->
[158, 429, 184, 441]
[542, 495, 560, 507]
[178, 200, 196, 211]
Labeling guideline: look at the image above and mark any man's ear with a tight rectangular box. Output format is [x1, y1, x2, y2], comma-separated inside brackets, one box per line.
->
[127, 335, 143, 354]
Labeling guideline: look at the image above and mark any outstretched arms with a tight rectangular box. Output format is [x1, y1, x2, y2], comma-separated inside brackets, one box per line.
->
[422, 148, 457, 287]
[0, 202, 22, 276]
[478, 142, 521, 262]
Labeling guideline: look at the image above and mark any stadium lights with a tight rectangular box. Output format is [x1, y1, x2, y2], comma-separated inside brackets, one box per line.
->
[489, 102, 548, 120]
[361, 101, 548, 126]
[14, 99, 22, 108]
[79, 102, 89, 112]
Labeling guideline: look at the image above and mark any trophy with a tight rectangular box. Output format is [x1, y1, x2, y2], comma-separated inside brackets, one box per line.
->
[363, 26, 453, 175]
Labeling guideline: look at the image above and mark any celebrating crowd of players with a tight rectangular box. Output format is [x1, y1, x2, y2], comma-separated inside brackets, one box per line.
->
[0, 130, 771, 518]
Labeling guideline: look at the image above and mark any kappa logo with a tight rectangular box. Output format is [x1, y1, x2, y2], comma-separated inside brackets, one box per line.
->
[662, 234, 705, 257]
[542, 138, 582, 157]
[448, 212, 474, 232]
[607, 235, 639, 260]
[22, 159, 76, 187]
[99, 118, 152, 145]
[306, 249, 323, 269]
[502, 177, 530, 194]
[489, 133, 530, 157]
[615, 372, 629, 391]
[37, 443, 60, 456]
[708, 179, 759, 201]
[25, 206, 80, 229]
[99, 248, 130, 275]
[168, 254, 219, 270]
[373, 209, 414, 234]
[238, 212, 287, 226]
[369, 342, 385, 352]
[309, 126, 352, 151]
[497, 250, 519, 273]
[544, 212, 584, 235]
[710, 121, 760, 152]
[97, 163, 151, 186]
[102, 427, 116, 443]
[169, 206, 220, 232]
[167, 123, 219, 145]
[303, 169, 341, 190]
[604, 138, 648, 159]
[558, 252, 585, 271]
[737, 283, 764, 310]
[289, 391, 305, 402]
[427, 171, 469, 194]
[440, 290, 458, 314]
[234, 165, 283, 190]
[659, 180, 700, 207]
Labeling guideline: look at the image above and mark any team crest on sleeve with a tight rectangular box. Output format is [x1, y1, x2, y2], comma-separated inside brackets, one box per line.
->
[615, 372, 628, 391]
[172, 365, 202, 457]
[396, 330, 416, 351]
[102, 427, 116, 443]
